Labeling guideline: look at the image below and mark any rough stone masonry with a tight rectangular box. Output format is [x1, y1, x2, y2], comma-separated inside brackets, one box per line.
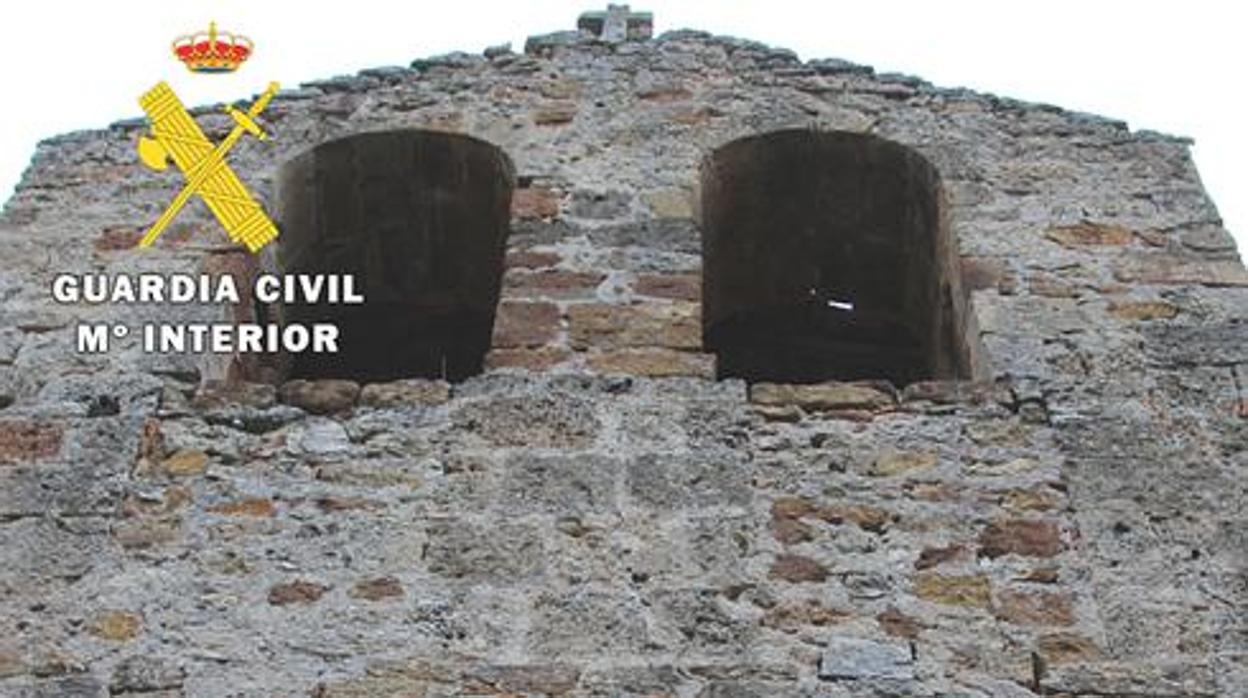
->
[1, 6, 1246, 698]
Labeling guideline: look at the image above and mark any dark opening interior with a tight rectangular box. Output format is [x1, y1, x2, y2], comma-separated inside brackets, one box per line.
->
[700, 129, 970, 386]
[276, 130, 514, 382]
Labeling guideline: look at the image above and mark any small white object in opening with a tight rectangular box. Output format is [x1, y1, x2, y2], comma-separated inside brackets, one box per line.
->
[827, 299, 854, 311]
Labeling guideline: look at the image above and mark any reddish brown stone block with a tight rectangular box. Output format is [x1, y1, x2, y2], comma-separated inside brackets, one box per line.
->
[634, 273, 701, 301]
[350, 576, 404, 601]
[762, 600, 849, 631]
[268, 580, 329, 606]
[960, 256, 1013, 292]
[877, 606, 924, 639]
[995, 589, 1075, 626]
[769, 553, 829, 583]
[208, 497, 277, 518]
[94, 226, 143, 251]
[1037, 632, 1102, 664]
[978, 519, 1065, 559]
[0, 421, 62, 463]
[511, 188, 562, 221]
[492, 301, 562, 348]
[915, 544, 967, 570]
[504, 269, 606, 300]
[505, 249, 561, 269]
[279, 379, 360, 415]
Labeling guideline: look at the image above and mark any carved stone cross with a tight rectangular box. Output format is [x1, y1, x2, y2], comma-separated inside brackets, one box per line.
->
[577, 4, 653, 42]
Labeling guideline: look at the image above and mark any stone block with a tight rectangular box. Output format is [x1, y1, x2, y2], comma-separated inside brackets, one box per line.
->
[1114, 254, 1248, 286]
[818, 636, 914, 680]
[530, 590, 649, 656]
[634, 272, 701, 300]
[358, 378, 451, 408]
[1143, 322, 1248, 366]
[278, 379, 360, 414]
[995, 588, 1075, 626]
[568, 302, 701, 350]
[866, 449, 938, 477]
[914, 573, 992, 607]
[1107, 300, 1180, 321]
[267, 580, 329, 605]
[533, 101, 578, 125]
[750, 382, 894, 411]
[511, 187, 563, 220]
[768, 553, 829, 583]
[978, 519, 1065, 558]
[587, 348, 715, 378]
[0, 420, 62, 463]
[88, 610, 142, 641]
[452, 394, 599, 448]
[109, 656, 184, 694]
[503, 269, 606, 300]
[1045, 222, 1134, 247]
[491, 301, 562, 347]
[425, 519, 545, 582]
[484, 347, 572, 371]
[498, 453, 619, 515]
[349, 576, 404, 601]
[626, 453, 751, 511]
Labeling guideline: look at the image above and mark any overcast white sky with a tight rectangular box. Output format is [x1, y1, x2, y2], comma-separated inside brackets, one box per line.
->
[1, 1, 1243, 253]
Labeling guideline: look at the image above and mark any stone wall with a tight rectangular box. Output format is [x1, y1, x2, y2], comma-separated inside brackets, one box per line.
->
[0, 16, 1245, 698]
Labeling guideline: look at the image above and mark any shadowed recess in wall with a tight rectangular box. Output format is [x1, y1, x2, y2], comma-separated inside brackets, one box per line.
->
[275, 130, 515, 382]
[700, 129, 972, 386]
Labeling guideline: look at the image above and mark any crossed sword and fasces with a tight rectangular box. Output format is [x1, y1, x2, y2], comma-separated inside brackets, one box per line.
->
[136, 81, 281, 252]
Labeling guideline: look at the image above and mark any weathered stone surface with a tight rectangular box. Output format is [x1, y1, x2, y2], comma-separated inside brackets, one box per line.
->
[453, 394, 598, 448]
[0, 8, 1244, 698]
[109, 656, 184, 694]
[278, 379, 360, 414]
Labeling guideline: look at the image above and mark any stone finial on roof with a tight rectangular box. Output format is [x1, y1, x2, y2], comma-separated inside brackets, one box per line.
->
[578, 4, 653, 42]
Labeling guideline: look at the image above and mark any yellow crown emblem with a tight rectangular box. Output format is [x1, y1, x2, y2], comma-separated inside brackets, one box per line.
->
[172, 21, 253, 74]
